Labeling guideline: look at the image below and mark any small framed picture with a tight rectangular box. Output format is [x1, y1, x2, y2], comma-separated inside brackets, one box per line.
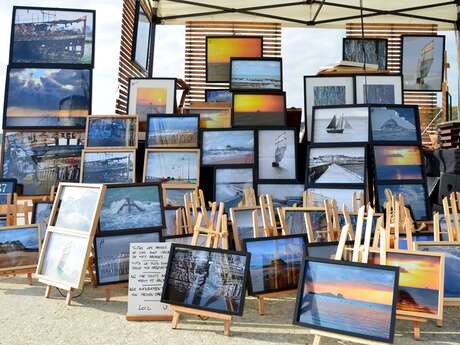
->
[342, 38, 388, 70]
[131, 0, 152, 72]
[164, 233, 208, 247]
[229, 207, 264, 251]
[205, 89, 232, 103]
[162, 183, 197, 207]
[163, 207, 183, 237]
[232, 91, 286, 127]
[355, 75, 403, 104]
[0, 225, 41, 272]
[146, 114, 199, 148]
[81, 149, 136, 184]
[256, 183, 304, 207]
[0, 178, 17, 204]
[214, 167, 254, 211]
[183, 102, 231, 128]
[230, 57, 282, 91]
[373, 145, 424, 181]
[306, 240, 354, 259]
[306, 187, 365, 210]
[32, 201, 54, 240]
[86, 115, 138, 149]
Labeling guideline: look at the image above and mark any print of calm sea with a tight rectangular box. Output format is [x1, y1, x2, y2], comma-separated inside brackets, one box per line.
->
[315, 116, 368, 143]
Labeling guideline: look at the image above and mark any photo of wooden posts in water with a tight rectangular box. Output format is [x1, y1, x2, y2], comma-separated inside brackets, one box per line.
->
[146, 115, 199, 148]
[377, 183, 428, 220]
[233, 92, 286, 127]
[373, 146, 423, 181]
[202, 130, 254, 165]
[2, 131, 84, 195]
[343, 38, 387, 69]
[257, 184, 304, 207]
[355, 75, 402, 104]
[368, 250, 443, 319]
[294, 258, 398, 343]
[4, 67, 90, 128]
[86, 116, 137, 148]
[244, 235, 306, 295]
[402, 35, 445, 91]
[99, 184, 164, 232]
[81, 150, 135, 184]
[161, 245, 249, 315]
[370, 106, 419, 143]
[205, 89, 232, 103]
[206, 36, 262, 82]
[307, 146, 365, 185]
[0, 225, 40, 272]
[32, 202, 53, 240]
[184, 104, 231, 128]
[258, 129, 296, 180]
[230, 58, 282, 90]
[215, 168, 253, 211]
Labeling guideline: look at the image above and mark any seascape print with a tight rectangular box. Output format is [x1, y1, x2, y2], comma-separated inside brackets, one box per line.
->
[205, 89, 232, 103]
[371, 106, 419, 142]
[202, 130, 254, 165]
[231, 59, 281, 90]
[215, 168, 253, 211]
[233, 93, 285, 127]
[377, 184, 428, 220]
[145, 150, 199, 184]
[374, 146, 423, 181]
[257, 184, 304, 207]
[82, 151, 135, 184]
[147, 116, 198, 148]
[0, 226, 39, 270]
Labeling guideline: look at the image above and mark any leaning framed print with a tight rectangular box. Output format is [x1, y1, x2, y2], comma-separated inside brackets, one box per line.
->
[161, 244, 250, 316]
[86, 115, 138, 149]
[230, 57, 282, 91]
[214, 167, 254, 211]
[373, 145, 424, 181]
[256, 183, 304, 207]
[232, 91, 286, 127]
[81, 149, 136, 184]
[146, 114, 199, 148]
[32, 201, 53, 240]
[205, 89, 232, 103]
[131, 0, 152, 72]
[304, 75, 355, 142]
[162, 183, 197, 207]
[355, 74, 403, 104]
[183, 102, 231, 128]
[229, 206, 263, 251]
[281, 207, 311, 236]
[401, 35, 446, 92]
[206, 36, 263, 83]
[3, 66, 91, 129]
[342, 38, 388, 70]
[306, 187, 365, 210]
[10, 6, 95, 67]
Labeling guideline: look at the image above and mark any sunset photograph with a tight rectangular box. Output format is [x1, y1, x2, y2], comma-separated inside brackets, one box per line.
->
[233, 93, 286, 126]
[374, 146, 423, 180]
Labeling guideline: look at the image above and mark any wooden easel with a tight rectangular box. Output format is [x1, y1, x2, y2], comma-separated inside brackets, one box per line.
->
[302, 190, 364, 212]
[259, 194, 280, 236]
[441, 193, 460, 241]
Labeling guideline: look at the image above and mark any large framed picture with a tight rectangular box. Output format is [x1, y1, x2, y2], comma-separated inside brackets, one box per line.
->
[161, 244, 250, 315]
[243, 234, 307, 295]
[306, 187, 364, 210]
[86, 115, 138, 149]
[10, 6, 95, 66]
[230, 57, 282, 91]
[201, 129, 255, 166]
[132, 0, 152, 71]
[257, 128, 297, 181]
[373, 145, 423, 181]
[206, 36, 263, 83]
[143, 149, 200, 184]
[3, 67, 91, 129]
[99, 183, 164, 233]
[184, 103, 231, 128]
[401, 35, 446, 92]
[304, 76, 355, 142]
[293, 257, 398, 344]
[257, 183, 304, 207]
[1, 131, 84, 196]
[81, 149, 136, 184]
[146, 114, 199, 148]
[229, 207, 263, 251]
[214, 167, 254, 211]
[355, 75, 403, 104]
[205, 89, 232, 103]
[31, 201, 53, 240]
[0, 225, 41, 272]
[342, 38, 388, 70]
[232, 92, 286, 127]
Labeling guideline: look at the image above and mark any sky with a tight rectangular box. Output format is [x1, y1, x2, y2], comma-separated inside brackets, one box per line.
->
[0, 0, 458, 127]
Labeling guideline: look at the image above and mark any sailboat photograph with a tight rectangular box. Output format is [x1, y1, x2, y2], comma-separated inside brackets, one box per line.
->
[326, 113, 351, 134]
[258, 130, 296, 180]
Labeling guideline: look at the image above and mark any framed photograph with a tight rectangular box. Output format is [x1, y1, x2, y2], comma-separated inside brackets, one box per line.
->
[230, 57, 282, 91]
[229, 207, 263, 251]
[257, 128, 297, 181]
[144, 149, 200, 184]
[307, 146, 366, 186]
[401, 35, 446, 92]
[312, 106, 369, 144]
[214, 168, 254, 211]
[293, 257, 398, 343]
[307, 188, 364, 210]
[132, 0, 152, 71]
[303, 209, 329, 242]
[205, 89, 232, 103]
[81, 149, 136, 184]
[202, 129, 255, 166]
[206, 36, 263, 83]
[243, 234, 307, 295]
[164, 233, 208, 247]
[146, 114, 199, 148]
[162, 183, 197, 207]
[161, 244, 249, 315]
[10, 6, 95, 66]
[368, 249, 444, 320]
[370, 105, 421, 144]
[304, 76, 355, 142]
[355, 75, 403, 104]
[306, 241, 354, 260]
[373, 146, 423, 181]
[342, 38, 388, 70]
[127, 78, 176, 132]
[94, 230, 161, 285]
[232, 91, 286, 127]
[99, 183, 164, 233]
[86, 115, 138, 149]
[32, 201, 53, 240]
[399, 233, 434, 250]
[257, 183, 304, 207]
[163, 207, 182, 237]
[184, 102, 231, 128]
[3, 67, 91, 129]
[0, 225, 40, 272]
[0, 178, 17, 204]
[282, 208, 309, 235]
[1, 131, 84, 196]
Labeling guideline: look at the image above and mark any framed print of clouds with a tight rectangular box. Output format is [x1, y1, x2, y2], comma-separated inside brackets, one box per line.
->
[370, 106, 421, 144]
[0, 225, 40, 272]
[86, 116, 138, 149]
[184, 103, 231, 128]
[132, 1, 151, 71]
[4, 67, 91, 129]
[402, 35, 446, 92]
[32, 201, 53, 240]
[307, 188, 364, 210]
[202, 129, 254, 166]
[205, 89, 232, 103]
[215, 168, 254, 211]
[257, 183, 304, 208]
[81, 150, 136, 184]
[373, 146, 423, 181]
[355, 75, 403, 104]
[232, 92, 286, 127]
[146, 115, 199, 148]
[343, 38, 388, 70]
[230, 58, 282, 91]
[10, 6, 95, 66]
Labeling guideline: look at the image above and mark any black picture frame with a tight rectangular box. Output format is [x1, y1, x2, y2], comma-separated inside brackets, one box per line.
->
[229, 57, 283, 91]
[213, 166, 255, 212]
[256, 182, 305, 208]
[293, 256, 399, 344]
[145, 114, 200, 148]
[81, 150, 136, 184]
[9, 6, 96, 68]
[354, 74, 404, 105]
[31, 200, 54, 240]
[131, 0, 152, 72]
[204, 89, 232, 103]
[0, 178, 17, 204]
[342, 38, 388, 70]
[161, 243, 250, 316]
[305, 240, 354, 259]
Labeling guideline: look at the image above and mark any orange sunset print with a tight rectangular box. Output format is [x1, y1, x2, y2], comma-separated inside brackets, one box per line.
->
[233, 93, 285, 126]
[207, 37, 262, 82]
[374, 146, 423, 180]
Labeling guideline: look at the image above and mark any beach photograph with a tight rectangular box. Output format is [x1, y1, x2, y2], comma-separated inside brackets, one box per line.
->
[374, 146, 423, 181]
[377, 184, 428, 220]
[231, 59, 282, 90]
[0, 226, 40, 271]
[233, 93, 285, 126]
[205, 89, 232, 103]
[87, 117, 137, 148]
[202, 130, 254, 165]
[258, 129, 296, 180]
[147, 116, 198, 147]
[82, 151, 135, 184]
[343, 38, 387, 69]
[370, 106, 418, 142]
[215, 168, 253, 211]
[145, 150, 199, 184]
[308, 188, 363, 210]
[296, 260, 397, 342]
[308, 146, 365, 185]
[257, 184, 304, 207]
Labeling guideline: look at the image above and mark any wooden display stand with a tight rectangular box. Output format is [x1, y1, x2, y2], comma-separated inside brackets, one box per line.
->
[0, 268, 34, 285]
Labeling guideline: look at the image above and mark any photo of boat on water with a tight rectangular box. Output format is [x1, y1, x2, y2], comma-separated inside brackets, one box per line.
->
[230, 207, 264, 250]
[184, 105, 231, 128]
[215, 168, 253, 211]
[205, 89, 232, 103]
[233, 93, 286, 127]
[147, 115, 198, 148]
[377, 183, 428, 220]
[32, 202, 53, 240]
[244, 235, 306, 295]
[294, 259, 398, 343]
[11, 7, 95, 65]
[308, 146, 365, 185]
[313, 106, 369, 143]
[258, 129, 296, 180]
[370, 106, 419, 143]
[87, 116, 137, 148]
[307, 188, 363, 210]
[82, 150, 135, 184]
[343, 38, 387, 69]
[355, 75, 402, 104]
[202, 130, 254, 165]
[374, 146, 423, 181]
[0, 226, 40, 271]
[257, 184, 304, 207]
[402, 35, 445, 91]
[5, 67, 90, 128]
[230, 58, 282, 90]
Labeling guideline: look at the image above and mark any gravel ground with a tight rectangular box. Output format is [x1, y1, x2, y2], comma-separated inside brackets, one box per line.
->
[1, 276, 460, 345]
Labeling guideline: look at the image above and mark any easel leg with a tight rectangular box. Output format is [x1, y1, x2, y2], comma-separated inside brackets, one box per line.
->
[257, 296, 265, 315]
[65, 288, 73, 306]
[105, 287, 111, 302]
[26, 273, 32, 285]
[171, 311, 180, 329]
[312, 335, 321, 345]
[413, 321, 421, 340]
[223, 319, 231, 337]
[436, 319, 443, 327]
[45, 285, 52, 298]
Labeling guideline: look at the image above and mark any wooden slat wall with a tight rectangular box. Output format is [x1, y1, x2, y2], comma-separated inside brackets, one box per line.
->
[184, 21, 282, 105]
